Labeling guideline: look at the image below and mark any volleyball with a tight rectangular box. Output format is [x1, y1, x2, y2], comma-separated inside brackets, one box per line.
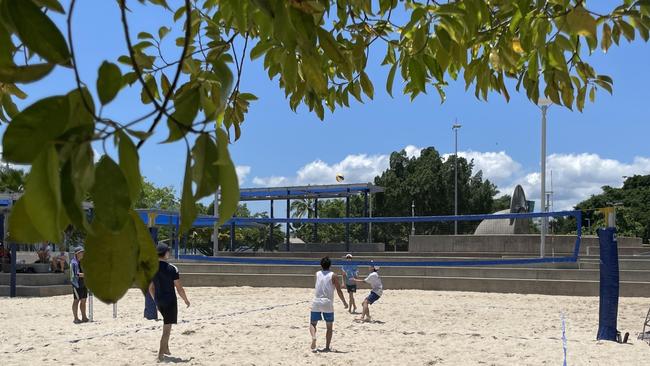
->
[335, 173, 345, 182]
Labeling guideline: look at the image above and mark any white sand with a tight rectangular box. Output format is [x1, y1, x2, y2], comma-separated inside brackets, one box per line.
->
[1, 287, 649, 365]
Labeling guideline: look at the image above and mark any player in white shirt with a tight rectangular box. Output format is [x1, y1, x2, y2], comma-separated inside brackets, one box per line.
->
[353, 263, 383, 322]
[310, 257, 348, 352]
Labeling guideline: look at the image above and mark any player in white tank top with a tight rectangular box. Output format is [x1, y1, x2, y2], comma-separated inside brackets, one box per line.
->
[309, 257, 348, 352]
[312, 270, 335, 313]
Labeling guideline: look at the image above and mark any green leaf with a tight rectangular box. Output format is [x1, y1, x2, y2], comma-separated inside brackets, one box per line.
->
[32, 0, 65, 14]
[158, 26, 171, 40]
[118, 132, 142, 203]
[601, 23, 612, 53]
[8, 197, 45, 243]
[301, 55, 328, 96]
[250, 41, 274, 61]
[283, 54, 298, 91]
[131, 210, 158, 291]
[96, 61, 122, 105]
[24, 146, 62, 242]
[216, 128, 239, 226]
[0, 63, 54, 83]
[91, 156, 132, 232]
[160, 73, 171, 97]
[2, 93, 18, 118]
[7, 0, 70, 65]
[317, 28, 344, 63]
[2, 95, 69, 164]
[140, 75, 160, 104]
[359, 71, 374, 99]
[65, 87, 95, 134]
[409, 58, 426, 92]
[84, 218, 138, 303]
[192, 134, 219, 199]
[180, 151, 198, 234]
[618, 20, 636, 42]
[386, 63, 397, 97]
[565, 6, 597, 38]
[137, 31, 154, 40]
[164, 86, 200, 143]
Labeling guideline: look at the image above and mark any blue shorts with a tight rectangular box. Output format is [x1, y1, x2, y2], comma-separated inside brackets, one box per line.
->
[366, 291, 381, 304]
[310, 311, 334, 323]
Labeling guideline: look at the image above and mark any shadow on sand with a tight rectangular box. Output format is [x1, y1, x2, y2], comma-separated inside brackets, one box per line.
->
[313, 348, 349, 354]
[161, 356, 194, 363]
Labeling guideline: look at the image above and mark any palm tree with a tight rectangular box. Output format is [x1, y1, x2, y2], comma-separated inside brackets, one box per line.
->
[290, 198, 315, 218]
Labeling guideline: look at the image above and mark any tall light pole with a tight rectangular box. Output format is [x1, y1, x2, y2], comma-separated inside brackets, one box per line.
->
[452, 123, 462, 235]
[538, 98, 552, 258]
[411, 201, 415, 236]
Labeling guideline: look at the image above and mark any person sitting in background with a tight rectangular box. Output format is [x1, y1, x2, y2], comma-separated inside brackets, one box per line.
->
[36, 243, 51, 263]
[51, 250, 67, 273]
[0, 243, 10, 264]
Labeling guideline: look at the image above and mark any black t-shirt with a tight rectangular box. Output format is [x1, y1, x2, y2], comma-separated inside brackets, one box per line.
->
[153, 261, 179, 306]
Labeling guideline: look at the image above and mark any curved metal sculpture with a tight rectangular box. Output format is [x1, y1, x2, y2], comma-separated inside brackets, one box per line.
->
[509, 185, 528, 224]
[474, 184, 531, 235]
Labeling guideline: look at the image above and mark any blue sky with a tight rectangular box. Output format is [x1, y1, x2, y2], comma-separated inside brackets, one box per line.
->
[9, 1, 650, 214]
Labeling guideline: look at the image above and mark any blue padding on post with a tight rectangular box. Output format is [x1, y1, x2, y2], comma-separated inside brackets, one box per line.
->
[179, 254, 577, 267]
[596, 227, 619, 341]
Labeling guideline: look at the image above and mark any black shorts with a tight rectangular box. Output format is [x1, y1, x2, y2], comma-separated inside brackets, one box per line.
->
[346, 284, 357, 293]
[158, 301, 178, 324]
[72, 286, 87, 300]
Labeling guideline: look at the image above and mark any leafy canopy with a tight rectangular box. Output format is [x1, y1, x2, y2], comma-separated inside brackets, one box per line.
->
[0, 0, 648, 301]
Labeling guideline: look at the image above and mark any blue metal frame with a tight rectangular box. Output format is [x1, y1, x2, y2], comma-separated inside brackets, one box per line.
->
[180, 210, 583, 267]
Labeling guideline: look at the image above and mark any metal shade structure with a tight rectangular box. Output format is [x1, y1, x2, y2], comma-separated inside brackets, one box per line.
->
[215, 183, 384, 253]
[237, 183, 384, 201]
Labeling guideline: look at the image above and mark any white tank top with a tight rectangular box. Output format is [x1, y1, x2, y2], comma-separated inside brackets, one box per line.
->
[311, 270, 335, 313]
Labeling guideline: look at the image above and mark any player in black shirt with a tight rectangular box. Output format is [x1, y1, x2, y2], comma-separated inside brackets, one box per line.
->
[149, 244, 190, 361]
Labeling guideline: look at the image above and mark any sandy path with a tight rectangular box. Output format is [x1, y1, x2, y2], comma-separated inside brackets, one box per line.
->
[1, 287, 648, 365]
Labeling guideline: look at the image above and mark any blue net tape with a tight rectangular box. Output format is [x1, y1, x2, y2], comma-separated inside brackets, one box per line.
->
[178, 210, 582, 267]
[178, 254, 577, 267]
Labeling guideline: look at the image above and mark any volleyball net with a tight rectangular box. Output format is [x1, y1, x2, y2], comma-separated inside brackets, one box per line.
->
[179, 210, 582, 267]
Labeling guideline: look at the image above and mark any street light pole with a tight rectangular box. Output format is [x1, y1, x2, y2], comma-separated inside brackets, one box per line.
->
[538, 99, 552, 258]
[411, 201, 415, 236]
[452, 123, 461, 235]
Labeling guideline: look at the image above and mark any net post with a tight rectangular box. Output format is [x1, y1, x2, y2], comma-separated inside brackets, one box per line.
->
[88, 292, 94, 322]
[596, 207, 619, 342]
[113, 303, 117, 319]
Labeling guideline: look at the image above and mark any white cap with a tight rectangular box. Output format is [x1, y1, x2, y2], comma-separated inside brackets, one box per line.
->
[345, 253, 352, 258]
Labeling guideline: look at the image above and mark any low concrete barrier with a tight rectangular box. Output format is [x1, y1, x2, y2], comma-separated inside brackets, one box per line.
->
[277, 243, 385, 252]
[409, 235, 643, 254]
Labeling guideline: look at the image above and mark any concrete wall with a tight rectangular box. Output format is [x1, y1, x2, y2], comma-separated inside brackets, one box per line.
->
[409, 235, 643, 254]
[277, 243, 385, 252]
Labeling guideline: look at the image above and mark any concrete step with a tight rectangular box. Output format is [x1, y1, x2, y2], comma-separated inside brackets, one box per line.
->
[173, 263, 650, 282]
[178, 273, 650, 297]
[580, 259, 650, 270]
[0, 273, 69, 286]
[0, 284, 71, 297]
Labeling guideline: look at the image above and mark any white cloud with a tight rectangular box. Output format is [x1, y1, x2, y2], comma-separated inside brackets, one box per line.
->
[252, 175, 290, 186]
[505, 153, 650, 210]
[250, 147, 650, 211]
[404, 145, 422, 159]
[252, 153, 390, 187]
[443, 150, 522, 186]
[236, 165, 251, 185]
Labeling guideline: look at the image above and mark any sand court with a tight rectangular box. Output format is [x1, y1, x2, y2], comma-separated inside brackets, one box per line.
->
[1, 287, 648, 365]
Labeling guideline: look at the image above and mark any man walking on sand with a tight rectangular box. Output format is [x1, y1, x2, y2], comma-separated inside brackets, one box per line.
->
[70, 247, 89, 324]
[354, 263, 383, 322]
[310, 256, 348, 352]
[149, 244, 190, 361]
